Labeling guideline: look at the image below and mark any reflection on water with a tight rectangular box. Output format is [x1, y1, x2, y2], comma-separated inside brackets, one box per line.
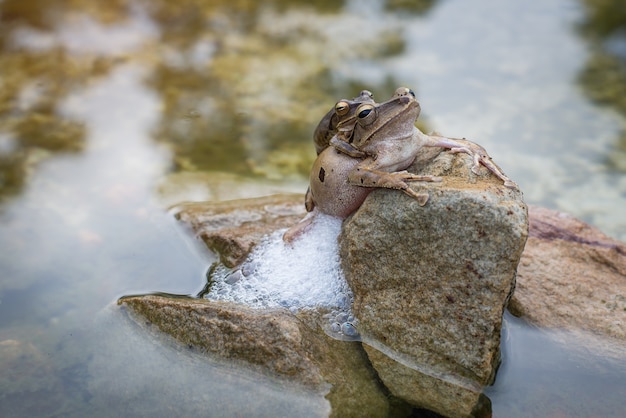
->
[1, 0, 626, 416]
[487, 312, 626, 417]
[86, 304, 330, 418]
[577, 0, 626, 172]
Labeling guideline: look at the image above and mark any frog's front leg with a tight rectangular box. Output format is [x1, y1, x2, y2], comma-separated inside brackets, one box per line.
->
[426, 134, 518, 190]
[329, 136, 367, 158]
[304, 186, 315, 212]
[348, 163, 441, 206]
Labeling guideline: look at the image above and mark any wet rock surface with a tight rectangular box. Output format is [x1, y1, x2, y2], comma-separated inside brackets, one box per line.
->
[340, 149, 528, 417]
[118, 295, 395, 418]
[121, 150, 626, 417]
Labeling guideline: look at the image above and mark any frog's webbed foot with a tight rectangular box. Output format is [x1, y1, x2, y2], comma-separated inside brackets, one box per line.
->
[446, 145, 482, 173]
[350, 168, 440, 205]
[502, 179, 519, 189]
[430, 135, 519, 190]
[379, 171, 437, 205]
[471, 150, 519, 189]
[456, 143, 519, 190]
[283, 212, 315, 244]
[329, 136, 367, 158]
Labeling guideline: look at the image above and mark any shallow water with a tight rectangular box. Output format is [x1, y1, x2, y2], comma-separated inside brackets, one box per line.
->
[1, 0, 626, 416]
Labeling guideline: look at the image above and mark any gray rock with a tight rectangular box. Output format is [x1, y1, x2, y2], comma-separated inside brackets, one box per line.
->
[152, 160, 626, 417]
[173, 194, 306, 267]
[118, 295, 396, 418]
[339, 149, 528, 417]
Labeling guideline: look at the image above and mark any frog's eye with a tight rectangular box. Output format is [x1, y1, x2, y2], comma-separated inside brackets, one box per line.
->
[357, 104, 375, 119]
[393, 87, 416, 98]
[335, 101, 350, 116]
[358, 90, 374, 100]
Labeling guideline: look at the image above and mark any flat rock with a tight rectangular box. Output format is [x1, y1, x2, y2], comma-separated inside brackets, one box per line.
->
[118, 295, 396, 418]
[339, 148, 528, 418]
[509, 205, 626, 357]
[173, 194, 306, 267]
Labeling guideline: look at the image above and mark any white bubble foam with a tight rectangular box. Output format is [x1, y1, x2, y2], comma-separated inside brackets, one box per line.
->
[206, 213, 354, 314]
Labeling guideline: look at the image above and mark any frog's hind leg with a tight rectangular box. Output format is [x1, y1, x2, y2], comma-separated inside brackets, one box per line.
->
[427, 134, 519, 190]
[349, 167, 439, 206]
[282, 212, 316, 244]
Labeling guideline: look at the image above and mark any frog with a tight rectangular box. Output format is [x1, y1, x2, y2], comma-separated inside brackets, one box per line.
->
[283, 90, 440, 242]
[330, 87, 518, 190]
[313, 90, 375, 155]
[305, 90, 376, 212]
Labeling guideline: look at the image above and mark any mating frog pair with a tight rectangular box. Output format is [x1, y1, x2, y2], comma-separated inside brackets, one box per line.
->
[283, 87, 517, 242]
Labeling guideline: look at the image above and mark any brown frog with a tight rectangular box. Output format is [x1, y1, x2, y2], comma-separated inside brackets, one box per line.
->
[330, 87, 518, 190]
[313, 90, 375, 155]
[305, 90, 376, 212]
[283, 91, 439, 242]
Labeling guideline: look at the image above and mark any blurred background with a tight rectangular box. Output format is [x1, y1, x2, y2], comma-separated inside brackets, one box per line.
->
[0, 0, 625, 416]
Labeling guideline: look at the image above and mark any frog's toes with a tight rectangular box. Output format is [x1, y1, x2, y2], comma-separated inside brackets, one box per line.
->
[405, 174, 442, 183]
[403, 187, 430, 205]
[416, 192, 430, 206]
[504, 180, 519, 190]
[448, 146, 471, 155]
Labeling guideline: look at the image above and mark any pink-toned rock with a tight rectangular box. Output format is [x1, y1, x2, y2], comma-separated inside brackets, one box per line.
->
[510, 206, 626, 348]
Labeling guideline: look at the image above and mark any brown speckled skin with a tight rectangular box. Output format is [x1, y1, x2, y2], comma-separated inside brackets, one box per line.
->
[308, 94, 418, 218]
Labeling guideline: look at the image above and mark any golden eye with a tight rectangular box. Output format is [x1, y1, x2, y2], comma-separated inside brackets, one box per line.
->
[335, 101, 350, 116]
[357, 104, 375, 119]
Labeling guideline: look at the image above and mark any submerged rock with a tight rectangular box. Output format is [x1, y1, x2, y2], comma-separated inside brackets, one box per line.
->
[339, 149, 528, 417]
[118, 295, 395, 418]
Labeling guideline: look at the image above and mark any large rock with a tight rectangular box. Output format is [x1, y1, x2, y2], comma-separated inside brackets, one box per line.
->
[339, 149, 528, 418]
[509, 205, 626, 357]
[141, 159, 626, 417]
[119, 295, 397, 418]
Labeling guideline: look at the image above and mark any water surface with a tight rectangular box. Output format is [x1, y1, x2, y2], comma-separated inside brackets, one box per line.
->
[1, 0, 625, 416]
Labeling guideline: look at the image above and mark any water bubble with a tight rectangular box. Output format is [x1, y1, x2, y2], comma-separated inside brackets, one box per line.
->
[204, 213, 354, 313]
[335, 313, 348, 323]
[225, 270, 243, 285]
[330, 322, 341, 333]
[242, 261, 257, 277]
[341, 322, 358, 337]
